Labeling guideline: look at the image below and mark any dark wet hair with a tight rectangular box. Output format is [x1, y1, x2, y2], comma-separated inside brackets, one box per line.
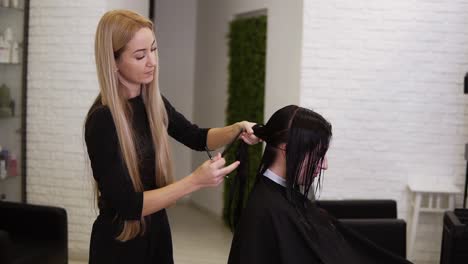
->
[229, 105, 332, 230]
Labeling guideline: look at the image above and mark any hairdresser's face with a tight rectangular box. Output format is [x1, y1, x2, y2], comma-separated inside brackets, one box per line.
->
[116, 27, 157, 86]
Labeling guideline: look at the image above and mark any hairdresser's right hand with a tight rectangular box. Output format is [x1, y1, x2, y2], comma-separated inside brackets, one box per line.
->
[190, 153, 240, 188]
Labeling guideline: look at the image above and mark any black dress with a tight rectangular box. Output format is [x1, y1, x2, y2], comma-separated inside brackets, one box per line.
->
[85, 95, 209, 264]
[228, 176, 413, 264]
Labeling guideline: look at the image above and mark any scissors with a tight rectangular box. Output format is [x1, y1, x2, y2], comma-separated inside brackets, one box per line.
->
[204, 129, 244, 178]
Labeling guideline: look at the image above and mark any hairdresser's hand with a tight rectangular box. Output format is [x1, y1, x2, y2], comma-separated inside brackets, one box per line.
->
[190, 153, 240, 188]
[237, 121, 262, 145]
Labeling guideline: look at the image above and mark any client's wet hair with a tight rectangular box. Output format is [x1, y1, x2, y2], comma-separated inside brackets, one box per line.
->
[229, 105, 332, 230]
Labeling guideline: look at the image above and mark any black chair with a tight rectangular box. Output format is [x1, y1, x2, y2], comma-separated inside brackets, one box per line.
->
[317, 199, 407, 258]
[440, 208, 468, 264]
[316, 199, 397, 219]
[0, 201, 68, 264]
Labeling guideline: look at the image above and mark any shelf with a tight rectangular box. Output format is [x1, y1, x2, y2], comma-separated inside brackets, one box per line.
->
[0, 117, 21, 127]
[0, 0, 27, 203]
[0, 62, 22, 65]
[0, 175, 20, 182]
[0, 6, 24, 12]
[0, 116, 18, 120]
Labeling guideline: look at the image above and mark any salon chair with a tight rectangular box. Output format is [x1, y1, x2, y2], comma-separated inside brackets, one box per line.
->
[0, 201, 68, 264]
[317, 199, 407, 258]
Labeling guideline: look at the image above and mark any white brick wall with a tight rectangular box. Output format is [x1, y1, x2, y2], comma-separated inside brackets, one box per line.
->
[27, 0, 105, 259]
[301, 1, 468, 263]
[27, 1, 152, 259]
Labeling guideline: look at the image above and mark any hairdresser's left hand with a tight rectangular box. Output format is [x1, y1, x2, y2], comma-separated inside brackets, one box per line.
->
[237, 121, 262, 145]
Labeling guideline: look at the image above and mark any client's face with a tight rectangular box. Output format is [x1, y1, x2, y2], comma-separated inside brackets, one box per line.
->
[297, 155, 328, 185]
[314, 156, 328, 176]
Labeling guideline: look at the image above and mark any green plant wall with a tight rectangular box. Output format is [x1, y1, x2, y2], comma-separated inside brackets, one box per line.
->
[223, 15, 266, 231]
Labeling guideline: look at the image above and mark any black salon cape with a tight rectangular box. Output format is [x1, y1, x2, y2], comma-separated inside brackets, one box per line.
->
[228, 176, 413, 264]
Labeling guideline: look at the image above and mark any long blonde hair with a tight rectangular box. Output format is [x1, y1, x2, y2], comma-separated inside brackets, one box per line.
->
[88, 9, 173, 241]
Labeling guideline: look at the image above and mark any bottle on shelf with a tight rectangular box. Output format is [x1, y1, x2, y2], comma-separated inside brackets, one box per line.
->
[0, 146, 5, 180]
[0, 84, 13, 117]
[9, 99, 15, 116]
[11, 0, 19, 9]
[8, 154, 17, 177]
[4, 28, 13, 43]
[0, 160, 6, 180]
[11, 41, 19, 63]
[3, 28, 16, 64]
[0, 36, 10, 63]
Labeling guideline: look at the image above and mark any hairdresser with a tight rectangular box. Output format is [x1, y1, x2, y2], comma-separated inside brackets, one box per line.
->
[84, 9, 260, 264]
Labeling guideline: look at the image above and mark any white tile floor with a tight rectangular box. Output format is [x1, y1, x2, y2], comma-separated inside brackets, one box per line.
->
[70, 203, 233, 264]
[169, 203, 233, 264]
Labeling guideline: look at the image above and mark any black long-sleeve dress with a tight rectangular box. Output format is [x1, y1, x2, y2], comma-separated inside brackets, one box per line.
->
[228, 175, 413, 264]
[85, 94, 209, 264]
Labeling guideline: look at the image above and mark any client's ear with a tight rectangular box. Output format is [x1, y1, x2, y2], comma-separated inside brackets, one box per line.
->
[278, 143, 287, 156]
[275, 143, 287, 162]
